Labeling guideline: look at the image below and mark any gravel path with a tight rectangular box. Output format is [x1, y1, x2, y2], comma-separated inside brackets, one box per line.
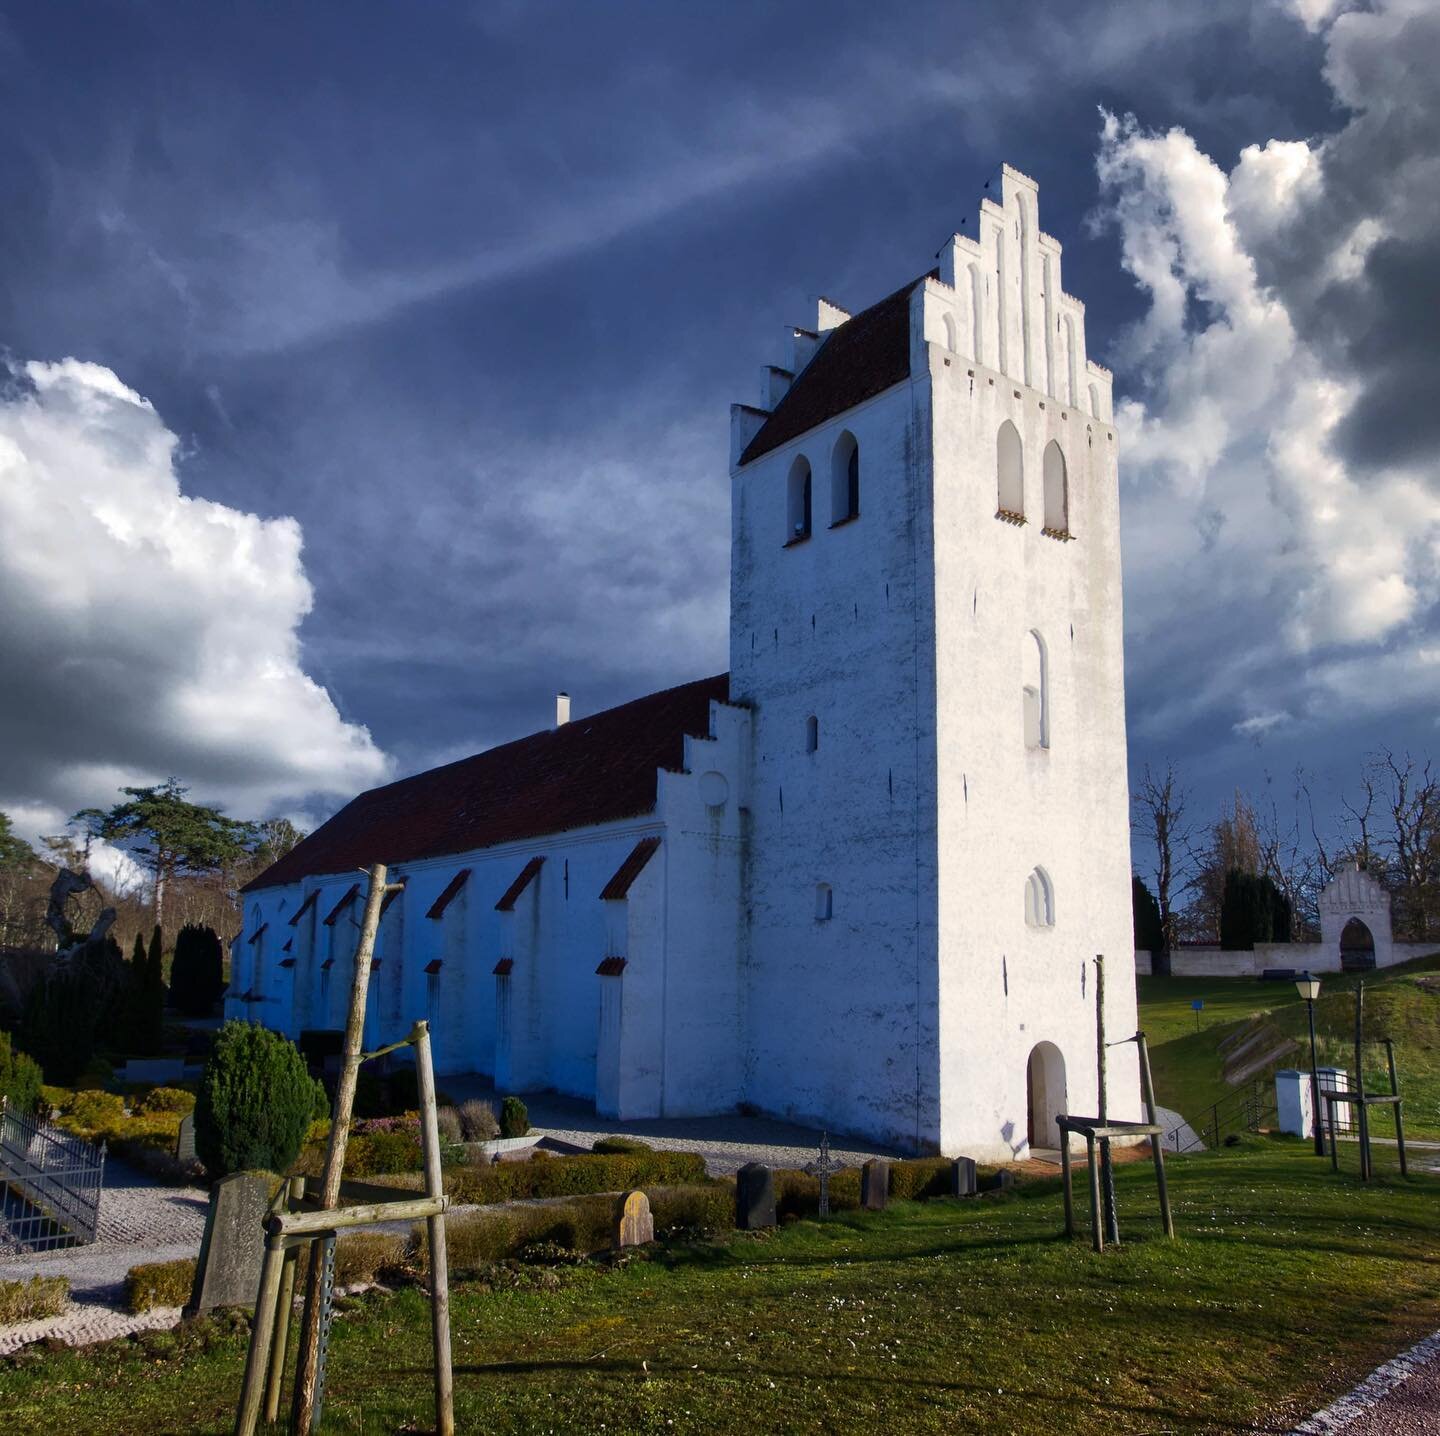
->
[442, 1080, 906, 1175]
[0, 1155, 207, 1352]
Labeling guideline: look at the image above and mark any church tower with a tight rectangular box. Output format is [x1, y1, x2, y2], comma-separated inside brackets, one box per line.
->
[729, 166, 1140, 1159]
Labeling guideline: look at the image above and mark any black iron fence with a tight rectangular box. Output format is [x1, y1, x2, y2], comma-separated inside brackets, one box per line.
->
[1166, 1079, 1274, 1154]
[0, 1098, 106, 1253]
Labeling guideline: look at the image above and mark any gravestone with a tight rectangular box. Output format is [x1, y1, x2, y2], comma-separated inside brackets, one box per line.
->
[174, 1111, 196, 1165]
[804, 1132, 844, 1217]
[612, 1189, 655, 1249]
[951, 1156, 977, 1197]
[188, 1170, 278, 1314]
[735, 1162, 776, 1230]
[860, 1159, 889, 1211]
[993, 1170, 1015, 1194]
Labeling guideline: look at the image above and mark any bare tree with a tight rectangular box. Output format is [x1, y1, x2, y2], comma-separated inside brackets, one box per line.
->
[1369, 750, 1439, 941]
[1132, 762, 1194, 973]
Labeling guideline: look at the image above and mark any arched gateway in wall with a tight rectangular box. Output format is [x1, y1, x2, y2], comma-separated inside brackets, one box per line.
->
[1339, 917, 1376, 972]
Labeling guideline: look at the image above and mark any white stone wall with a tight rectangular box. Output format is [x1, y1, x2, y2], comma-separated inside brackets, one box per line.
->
[731, 376, 939, 1152]
[926, 174, 1139, 1158]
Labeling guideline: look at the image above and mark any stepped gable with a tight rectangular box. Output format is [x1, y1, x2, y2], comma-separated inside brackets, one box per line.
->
[243, 673, 729, 892]
[738, 274, 930, 466]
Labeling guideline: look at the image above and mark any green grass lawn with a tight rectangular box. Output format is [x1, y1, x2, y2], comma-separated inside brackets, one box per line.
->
[1139, 952, 1440, 1140]
[3, 1140, 1438, 1434]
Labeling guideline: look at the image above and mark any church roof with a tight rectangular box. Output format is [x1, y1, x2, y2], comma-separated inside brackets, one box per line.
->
[738, 274, 928, 466]
[243, 673, 729, 892]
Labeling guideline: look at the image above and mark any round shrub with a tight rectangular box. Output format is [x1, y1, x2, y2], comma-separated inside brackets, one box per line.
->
[0, 1031, 43, 1115]
[591, 1135, 651, 1155]
[136, 1086, 195, 1116]
[195, 1021, 318, 1178]
[499, 1096, 530, 1139]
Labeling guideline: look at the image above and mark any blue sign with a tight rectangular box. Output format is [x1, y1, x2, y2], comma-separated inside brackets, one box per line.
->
[1191, 999, 1204, 1011]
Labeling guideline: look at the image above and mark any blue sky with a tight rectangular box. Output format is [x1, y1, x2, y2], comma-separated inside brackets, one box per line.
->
[1, 0, 1436, 870]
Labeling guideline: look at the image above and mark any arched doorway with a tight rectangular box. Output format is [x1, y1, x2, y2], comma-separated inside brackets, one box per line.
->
[1026, 1041, 1067, 1151]
[1340, 917, 1376, 972]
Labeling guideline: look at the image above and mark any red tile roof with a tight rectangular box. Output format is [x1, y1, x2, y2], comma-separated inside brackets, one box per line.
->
[493, 958, 514, 976]
[599, 837, 661, 900]
[424, 959, 443, 976]
[323, 884, 361, 926]
[247, 923, 268, 945]
[495, 856, 545, 912]
[595, 956, 627, 976]
[425, 868, 471, 920]
[738, 277, 927, 466]
[244, 674, 729, 892]
[288, 891, 318, 927]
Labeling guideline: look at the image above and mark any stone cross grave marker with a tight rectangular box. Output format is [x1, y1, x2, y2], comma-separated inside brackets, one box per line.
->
[613, 1190, 655, 1250]
[805, 1132, 844, 1216]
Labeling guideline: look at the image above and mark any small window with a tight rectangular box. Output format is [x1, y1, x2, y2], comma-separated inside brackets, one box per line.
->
[831, 431, 859, 525]
[1025, 868, 1055, 927]
[787, 456, 812, 543]
[1043, 440, 1068, 534]
[1023, 630, 1048, 750]
[997, 420, 1023, 518]
[805, 715, 819, 753]
[815, 883, 833, 921]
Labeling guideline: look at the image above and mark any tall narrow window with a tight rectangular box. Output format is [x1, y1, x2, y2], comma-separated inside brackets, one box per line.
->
[943, 312, 959, 353]
[805, 715, 819, 753]
[1043, 440, 1068, 534]
[1025, 868, 1055, 927]
[815, 883, 833, 921]
[1088, 382, 1101, 420]
[787, 455, 812, 543]
[831, 431, 859, 524]
[997, 420, 1023, 518]
[1023, 630, 1048, 750]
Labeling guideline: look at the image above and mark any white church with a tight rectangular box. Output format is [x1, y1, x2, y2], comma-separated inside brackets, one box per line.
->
[231, 166, 1142, 1161]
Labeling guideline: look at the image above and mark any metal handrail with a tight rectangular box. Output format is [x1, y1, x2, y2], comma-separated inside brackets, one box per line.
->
[1166, 1080, 1275, 1153]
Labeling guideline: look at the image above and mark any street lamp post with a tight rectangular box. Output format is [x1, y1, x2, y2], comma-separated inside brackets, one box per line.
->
[1295, 972, 1325, 1156]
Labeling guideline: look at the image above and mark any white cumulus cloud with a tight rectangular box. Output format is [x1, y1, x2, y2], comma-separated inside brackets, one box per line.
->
[0, 357, 390, 846]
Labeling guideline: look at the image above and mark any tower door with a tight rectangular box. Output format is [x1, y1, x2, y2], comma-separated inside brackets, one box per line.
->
[1026, 1042, 1067, 1153]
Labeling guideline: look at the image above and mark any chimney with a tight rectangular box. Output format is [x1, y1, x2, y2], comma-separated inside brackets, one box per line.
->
[555, 692, 571, 727]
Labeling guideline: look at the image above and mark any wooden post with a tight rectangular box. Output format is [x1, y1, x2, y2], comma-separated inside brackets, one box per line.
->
[1085, 1131, 1103, 1254]
[413, 1020, 455, 1436]
[1095, 955, 1118, 1244]
[263, 1175, 306, 1423]
[234, 1233, 288, 1436]
[291, 863, 392, 1435]
[1385, 1038, 1407, 1178]
[1059, 1120, 1074, 1238]
[1354, 982, 1370, 1182]
[1135, 1031, 1174, 1239]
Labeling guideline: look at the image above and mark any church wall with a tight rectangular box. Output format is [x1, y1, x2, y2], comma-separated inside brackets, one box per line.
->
[731, 375, 942, 1153]
[925, 175, 1140, 1161]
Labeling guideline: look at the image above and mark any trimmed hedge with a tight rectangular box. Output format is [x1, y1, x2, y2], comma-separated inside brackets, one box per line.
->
[125, 1259, 195, 1313]
[443, 1149, 709, 1204]
[0, 1275, 69, 1324]
[590, 1136, 652, 1155]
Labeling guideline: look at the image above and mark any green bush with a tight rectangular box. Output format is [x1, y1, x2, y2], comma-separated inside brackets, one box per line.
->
[0, 1030, 43, 1114]
[444, 1149, 708, 1205]
[294, 1231, 411, 1290]
[420, 1195, 616, 1275]
[0, 1275, 69, 1323]
[499, 1096, 530, 1138]
[646, 1183, 735, 1234]
[136, 1086, 196, 1116]
[344, 1128, 422, 1177]
[125, 1259, 195, 1313]
[457, 1098, 498, 1141]
[591, 1136, 652, 1154]
[890, 1156, 971, 1200]
[195, 1021, 317, 1178]
[62, 1089, 126, 1134]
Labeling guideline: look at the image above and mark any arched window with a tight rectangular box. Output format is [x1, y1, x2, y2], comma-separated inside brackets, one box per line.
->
[943, 312, 959, 353]
[805, 715, 819, 754]
[786, 455, 812, 543]
[997, 421, 1023, 518]
[815, 883, 833, 921]
[1042, 441, 1068, 534]
[1023, 630, 1048, 750]
[1088, 382, 1101, 420]
[831, 431, 859, 524]
[1025, 868, 1055, 927]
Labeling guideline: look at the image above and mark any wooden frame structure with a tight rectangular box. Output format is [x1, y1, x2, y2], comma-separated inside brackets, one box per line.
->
[233, 864, 454, 1436]
[1318, 981, 1408, 1183]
